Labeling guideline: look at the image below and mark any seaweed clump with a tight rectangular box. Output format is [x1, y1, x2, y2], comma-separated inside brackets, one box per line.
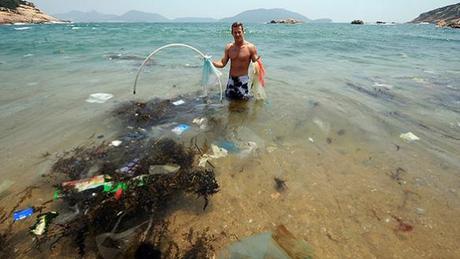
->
[36, 135, 219, 257]
[113, 99, 179, 129]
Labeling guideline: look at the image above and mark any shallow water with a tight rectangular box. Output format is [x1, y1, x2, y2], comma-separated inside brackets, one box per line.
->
[0, 22, 459, 257]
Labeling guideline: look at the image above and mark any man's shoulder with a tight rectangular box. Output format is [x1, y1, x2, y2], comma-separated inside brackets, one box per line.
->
[244, 41, 257, 52]
[245, 41, 255, 48]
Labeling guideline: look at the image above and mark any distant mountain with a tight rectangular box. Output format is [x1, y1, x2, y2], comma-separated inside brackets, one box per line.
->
[117, 10, 168, 22]
[54, 10, 168, 23]
[410, 3, 460, 24]
[54, 8, 332, 24]
[54, 10, 117, 22]
[220, 8, 310, 23]
[173, 17, 218, 23]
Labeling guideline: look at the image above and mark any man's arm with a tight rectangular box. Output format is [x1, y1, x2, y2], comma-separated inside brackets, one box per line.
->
[250, 44, 260, 63]
[212, 44, 230, 68]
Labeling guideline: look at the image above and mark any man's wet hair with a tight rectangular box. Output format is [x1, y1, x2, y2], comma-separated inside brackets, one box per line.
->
[231, 22, 244, 32]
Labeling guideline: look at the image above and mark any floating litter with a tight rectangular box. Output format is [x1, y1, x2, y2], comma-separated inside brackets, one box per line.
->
[86, 93, 113, 104]
[172, 124, 190, 135]
[400, 132, 420, 142]
[198, 144, 228, 167]
[111, 140, 122, 147]
[172, 99, 185, 106]
[62, 175, 106, 192]
[215, 139, 239, 153]
[313, 118, 330, 133]
[13, 207, 34, 221]
[30, 212, 59, 236]
[14, 27, 30, 31]
[192, 117, 207, 129]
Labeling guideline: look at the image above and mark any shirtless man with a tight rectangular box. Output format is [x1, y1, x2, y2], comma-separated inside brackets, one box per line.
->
[213, 22, 260, 100]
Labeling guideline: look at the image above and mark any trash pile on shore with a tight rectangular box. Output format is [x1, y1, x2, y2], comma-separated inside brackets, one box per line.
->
[0, 95, 222, 258]
[0, 94, 314, 258]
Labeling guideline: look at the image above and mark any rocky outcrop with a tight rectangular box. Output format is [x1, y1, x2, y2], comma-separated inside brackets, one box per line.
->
[269, 18, 302, 24]
[411, 3, 460, 28]
[351, 20, 364, 25]
[435, 18, 460, 28]
[449, 20, 460, 28]
[0, 2, 62, 24]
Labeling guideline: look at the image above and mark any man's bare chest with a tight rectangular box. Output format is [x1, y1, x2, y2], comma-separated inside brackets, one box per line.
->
[229, 46, 250, 61]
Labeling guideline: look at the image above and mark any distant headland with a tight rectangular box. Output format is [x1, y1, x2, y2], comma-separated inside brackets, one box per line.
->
[0, 0, 63, 24]
[411, 3, 460, 28]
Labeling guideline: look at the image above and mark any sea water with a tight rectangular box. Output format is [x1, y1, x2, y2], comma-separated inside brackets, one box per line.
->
[0, 23, 459, 257]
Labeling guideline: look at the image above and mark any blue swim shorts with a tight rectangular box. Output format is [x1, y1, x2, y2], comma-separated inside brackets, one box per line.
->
[225, 75, 251, 100]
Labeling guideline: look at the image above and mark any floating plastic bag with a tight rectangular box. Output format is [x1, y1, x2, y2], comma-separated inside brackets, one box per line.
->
[400, 132, 420, 142]
[96, 221, 150, 259]
[202, 56, 222, 87]
[86, 93, 113, 104]
[250, 59, 267, 100]
[198, 144, 228, 167]
[217, 225, 314, 259]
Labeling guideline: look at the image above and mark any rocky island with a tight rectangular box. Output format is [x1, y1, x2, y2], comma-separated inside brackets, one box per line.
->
[411, 3, 460, 28]
[269, 18, 302, 24]
[0, 0, 62, 24]
[351, 20, 364, 25]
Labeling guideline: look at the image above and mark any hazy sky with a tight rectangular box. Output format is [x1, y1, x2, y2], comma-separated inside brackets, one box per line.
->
[34, 0, 459, 22]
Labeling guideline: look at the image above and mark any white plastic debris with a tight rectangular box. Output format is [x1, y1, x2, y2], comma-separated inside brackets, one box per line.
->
[198, 144, 228, 167]
[86, 93, 113, 104]
[400, 132, 420, 142]
[172, 99, 185, 106]
[172, 124, 190, 135]
[308, 137, 314, 143]
[192, 117, 207, 129]
[111, 140, 122, 147]
[313, 118, 330, 134]
[239, 141, 257, 157]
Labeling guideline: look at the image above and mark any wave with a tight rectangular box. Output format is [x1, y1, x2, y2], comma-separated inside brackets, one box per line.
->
[14, 27, 30, 31]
